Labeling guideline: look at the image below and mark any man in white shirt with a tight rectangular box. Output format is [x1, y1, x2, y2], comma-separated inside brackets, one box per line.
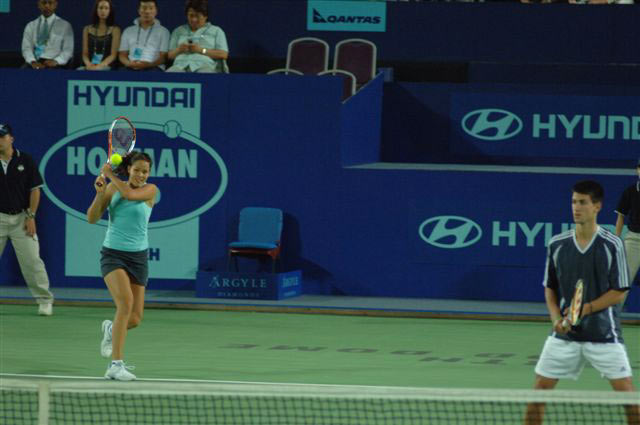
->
[118, 0, 170, 71]
[21, 0, 74, 69]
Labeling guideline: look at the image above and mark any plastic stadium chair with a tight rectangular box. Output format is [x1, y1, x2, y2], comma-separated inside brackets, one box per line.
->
[267, 37, 329, 75]
[287, 37, 330, 75]
[266, 68, 304, 76]
[318, 69, 357, 101]
[333, 38, 377, 90]
[228, 207, 283, 273]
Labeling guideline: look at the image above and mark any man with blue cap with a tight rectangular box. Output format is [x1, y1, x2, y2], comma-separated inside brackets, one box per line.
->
[0, 123, 54, 315]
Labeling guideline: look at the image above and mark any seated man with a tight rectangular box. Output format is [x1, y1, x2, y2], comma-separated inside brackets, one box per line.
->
[167, 0, 229, 73]
[118, 0, 170, 71]
[21, 0, 74, 69]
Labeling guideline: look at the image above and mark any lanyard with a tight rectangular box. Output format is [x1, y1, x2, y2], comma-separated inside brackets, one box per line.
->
[136, 25, 154, 47]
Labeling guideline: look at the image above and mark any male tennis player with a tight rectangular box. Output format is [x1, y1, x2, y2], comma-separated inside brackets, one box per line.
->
[524, 180, 638, 425]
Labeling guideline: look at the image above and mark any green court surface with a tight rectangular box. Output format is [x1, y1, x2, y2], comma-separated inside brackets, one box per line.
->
[1, 304, 638, 390]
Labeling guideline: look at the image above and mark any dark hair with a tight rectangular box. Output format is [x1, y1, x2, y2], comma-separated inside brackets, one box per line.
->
[572, 180, 604, 204]
[139, 0, 158, 6]
[114, 151, 152, 178]
[0, 123, 12, 137]
[185, 0, 208, 17]
[90, 0, 115, 27]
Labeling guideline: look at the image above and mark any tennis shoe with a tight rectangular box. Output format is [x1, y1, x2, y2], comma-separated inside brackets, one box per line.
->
[104, 361, 136, 381]
[38, 303, 52, 316]
[100, 320, 112, 358]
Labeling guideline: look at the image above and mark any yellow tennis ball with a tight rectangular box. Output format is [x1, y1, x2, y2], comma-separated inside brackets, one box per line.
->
[110, 153, 122, 166]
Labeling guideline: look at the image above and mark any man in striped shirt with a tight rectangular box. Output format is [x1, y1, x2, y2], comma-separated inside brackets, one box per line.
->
[525, 180, 638, 425]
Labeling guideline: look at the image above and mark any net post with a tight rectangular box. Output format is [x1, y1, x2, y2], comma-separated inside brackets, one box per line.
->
[37, 381, 50, 425]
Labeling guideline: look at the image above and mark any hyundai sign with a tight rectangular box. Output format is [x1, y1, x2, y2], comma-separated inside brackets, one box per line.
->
[451, 93, 640, 160]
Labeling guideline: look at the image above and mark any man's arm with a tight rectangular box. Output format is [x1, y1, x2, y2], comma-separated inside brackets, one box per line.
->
[581, 289, 627, 318]
[615, 212, 625, 237]
[24, 187, 41, 237]
[544, 287, 569, 334]
[21, 21, 37, 64]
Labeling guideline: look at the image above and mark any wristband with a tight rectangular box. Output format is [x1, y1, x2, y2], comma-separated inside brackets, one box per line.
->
[24, 208, 35, 219]
[202, 48, 207, 55]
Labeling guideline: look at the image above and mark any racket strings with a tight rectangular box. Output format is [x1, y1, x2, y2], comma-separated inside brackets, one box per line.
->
[111, 120, 135, 155]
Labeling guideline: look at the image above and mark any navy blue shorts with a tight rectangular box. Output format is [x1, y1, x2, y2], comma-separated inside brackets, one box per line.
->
[100, 247, 149, 287]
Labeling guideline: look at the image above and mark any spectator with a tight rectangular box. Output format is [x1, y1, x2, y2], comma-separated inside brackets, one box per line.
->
[118, 0, 169, 71]
[79, 0, 121, 70]
[167, 0, 229, 73]
[615, 158, 640, 290]
[0, 123, 54, 316]
[21, 0, 74, 69]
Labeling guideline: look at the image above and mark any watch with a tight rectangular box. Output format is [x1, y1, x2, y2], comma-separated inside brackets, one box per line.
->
[201, 48, 207, 55]
[25, 208, 35, 219]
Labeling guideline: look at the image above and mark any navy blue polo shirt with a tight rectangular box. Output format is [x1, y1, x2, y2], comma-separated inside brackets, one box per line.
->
[0, 149, 44, 214]
[616, 182, 640, 233]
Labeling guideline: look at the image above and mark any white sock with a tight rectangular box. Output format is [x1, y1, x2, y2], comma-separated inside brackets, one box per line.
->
[111, 360, 123, 366]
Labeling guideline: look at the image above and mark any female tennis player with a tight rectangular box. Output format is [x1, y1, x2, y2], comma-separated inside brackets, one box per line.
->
[87, 151, 157, 381]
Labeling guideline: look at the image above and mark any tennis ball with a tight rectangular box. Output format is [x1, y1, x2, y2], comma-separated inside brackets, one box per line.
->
[110, 153, 122, 166]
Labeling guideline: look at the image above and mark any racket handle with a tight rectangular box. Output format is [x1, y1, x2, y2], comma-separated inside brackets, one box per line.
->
[96, 173, 105, 187]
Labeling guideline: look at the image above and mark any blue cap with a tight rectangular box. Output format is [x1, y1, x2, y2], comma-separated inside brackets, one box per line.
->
[0, 123, 12, 137]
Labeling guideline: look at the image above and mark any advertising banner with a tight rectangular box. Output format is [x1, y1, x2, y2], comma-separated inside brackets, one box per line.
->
[451, 93, 640, 161]
[307, 0, 386, 32]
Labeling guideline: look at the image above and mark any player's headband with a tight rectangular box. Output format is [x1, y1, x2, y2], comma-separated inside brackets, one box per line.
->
[0, 123, 12, 137]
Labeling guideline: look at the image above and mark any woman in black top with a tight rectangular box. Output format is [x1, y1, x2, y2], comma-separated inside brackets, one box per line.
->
[80, 0, 120, 70]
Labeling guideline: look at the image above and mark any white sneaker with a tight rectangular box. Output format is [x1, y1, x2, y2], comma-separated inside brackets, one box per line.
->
[100, 320, 113, 358]
[104, 361, 136, 381]
[38, 303, 52, 316]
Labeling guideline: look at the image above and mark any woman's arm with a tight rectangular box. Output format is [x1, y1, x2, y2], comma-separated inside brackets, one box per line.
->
[87, 175, 112, 223]
[101, 164, 157, 202]
[82, 26, 92, 67]
[102, 26, 121, 67]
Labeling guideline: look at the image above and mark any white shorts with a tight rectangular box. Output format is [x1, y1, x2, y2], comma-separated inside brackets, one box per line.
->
[535, 336, 633, 380]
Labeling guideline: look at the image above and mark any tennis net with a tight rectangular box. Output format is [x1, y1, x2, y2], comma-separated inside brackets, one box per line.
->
[1, 376, 639, 425]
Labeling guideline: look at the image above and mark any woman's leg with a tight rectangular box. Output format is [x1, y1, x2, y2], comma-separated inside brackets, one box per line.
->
[128, 275, 146, 330]
[104, 269, 134, 360]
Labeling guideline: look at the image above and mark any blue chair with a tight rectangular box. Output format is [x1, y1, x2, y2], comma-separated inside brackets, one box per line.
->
[228, 207, 283, 273]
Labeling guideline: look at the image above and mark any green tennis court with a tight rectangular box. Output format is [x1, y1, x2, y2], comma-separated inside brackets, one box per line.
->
[2, 304, 638, 390]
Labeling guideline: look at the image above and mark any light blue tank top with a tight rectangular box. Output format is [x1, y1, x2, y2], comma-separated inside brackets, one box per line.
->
[103, 191, 152, 252]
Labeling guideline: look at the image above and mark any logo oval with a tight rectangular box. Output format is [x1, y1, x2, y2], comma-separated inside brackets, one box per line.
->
[461, 108, 523, 141]
[40, 122, 228, 229]
[418, 215, 482, 249]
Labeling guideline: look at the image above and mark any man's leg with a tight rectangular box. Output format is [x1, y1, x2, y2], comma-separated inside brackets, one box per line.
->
[610, 378, 639, 425]
[524, 375, 558, 425]
[9, 215, 53, 306]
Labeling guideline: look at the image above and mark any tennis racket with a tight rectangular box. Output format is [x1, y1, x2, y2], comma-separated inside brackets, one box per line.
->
[562, 279, 584, 328]
[97, 116, 136, 187]
[108, 116, 136, 162]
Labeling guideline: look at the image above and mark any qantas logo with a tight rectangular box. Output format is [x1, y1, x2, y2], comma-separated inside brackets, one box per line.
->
[312, 9, 382, 24]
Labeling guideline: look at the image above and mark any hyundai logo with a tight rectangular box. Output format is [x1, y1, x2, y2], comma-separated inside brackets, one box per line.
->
[461, 109, 523, 141]
[419, 216, 482, 249]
